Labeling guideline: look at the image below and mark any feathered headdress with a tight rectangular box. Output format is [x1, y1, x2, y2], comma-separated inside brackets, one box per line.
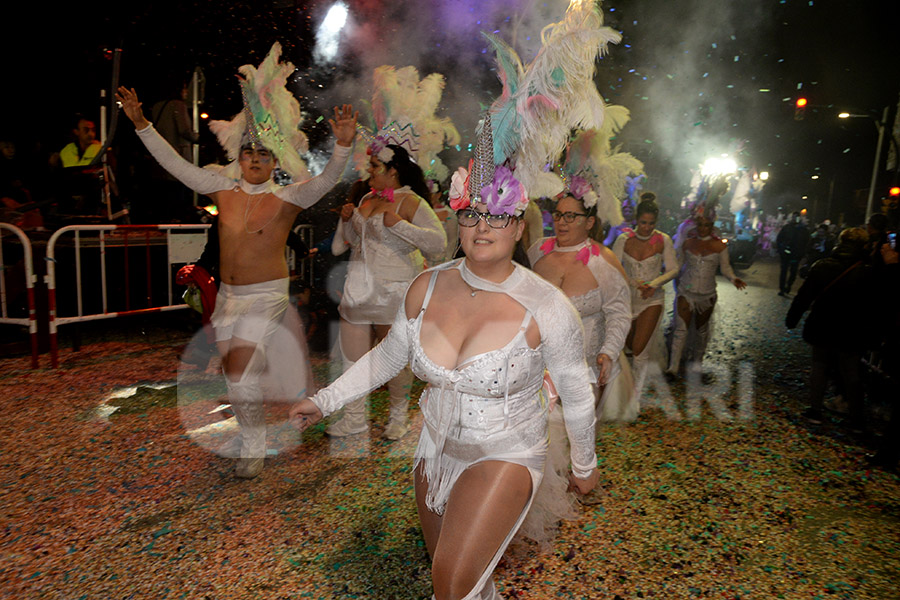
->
[624, 174, 644, 212]
[484, 0, 622, 199]
[686, 173, 730, 222]
[447, 113, 529, 217]
[353, 66, 460, 183]
[447, 0, 621, 218]
[558, 105, 644, 227]
[207, 42, 310, 183]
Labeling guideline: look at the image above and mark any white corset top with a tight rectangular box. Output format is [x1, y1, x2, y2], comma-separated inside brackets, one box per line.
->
[679, 251, 722, 295]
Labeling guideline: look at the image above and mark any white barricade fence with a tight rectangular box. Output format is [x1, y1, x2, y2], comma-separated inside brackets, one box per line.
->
[45, 224, 211, 368]
[44, 223, 318, 368]
[0, 223, 39, 368]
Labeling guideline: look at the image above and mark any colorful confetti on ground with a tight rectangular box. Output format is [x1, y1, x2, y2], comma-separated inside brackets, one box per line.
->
[1, 260, 897, 599]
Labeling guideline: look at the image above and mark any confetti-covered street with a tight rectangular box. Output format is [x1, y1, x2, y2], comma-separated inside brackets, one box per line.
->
[1, 259, 898, 600]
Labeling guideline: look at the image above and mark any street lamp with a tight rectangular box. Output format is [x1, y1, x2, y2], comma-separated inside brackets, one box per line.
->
[838, 107, 889, 221]
[701, 156, 737, 177]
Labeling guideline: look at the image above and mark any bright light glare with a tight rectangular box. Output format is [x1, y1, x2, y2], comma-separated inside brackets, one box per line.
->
[701, 157, 737, 177]
[760, 171, 770, 181]
[314, 2, 348, 64]
[838, 112, 850, 119]
[322, 2, 348, 31]
[811, 175, 819, 180]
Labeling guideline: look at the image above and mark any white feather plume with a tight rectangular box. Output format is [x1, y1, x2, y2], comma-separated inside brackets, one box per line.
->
[496, 0, 622, 197]
[208, 42, 310, 182]
[355, 65, 460, 183]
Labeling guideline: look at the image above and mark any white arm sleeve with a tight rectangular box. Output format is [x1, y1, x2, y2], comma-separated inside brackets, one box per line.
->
[136, 124, 232, 195]
[274, 143, 351, 209]
[718, 247, 737, 282]
[611, 234, 639, 287]
[526, 237, 549, 269]
[331, 220, 350, 256]
[595, 262, 631, 360]
[387, 199, 447, 257]
[536, 298, 597, 478]
[647, 234, 680, 289]
[309, 304, 410, 417]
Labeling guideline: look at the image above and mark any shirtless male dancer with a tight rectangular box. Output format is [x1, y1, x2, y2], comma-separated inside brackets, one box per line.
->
[117, 86, 357, 478]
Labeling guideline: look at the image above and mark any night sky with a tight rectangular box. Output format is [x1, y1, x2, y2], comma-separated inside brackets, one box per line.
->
[5, 0, 898, 223]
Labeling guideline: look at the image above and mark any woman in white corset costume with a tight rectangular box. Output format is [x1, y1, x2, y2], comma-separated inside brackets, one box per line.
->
[290, 161, 599, 599]
[529, 193, 631, 414]
[612, 195, 678, 398]
[667, 214, 746, 376]
[327, 143, 446, 440]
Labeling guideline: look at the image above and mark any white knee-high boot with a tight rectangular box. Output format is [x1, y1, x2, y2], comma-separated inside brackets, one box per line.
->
[227, 347, 267, 478]
[326, 357, 369, 436]
[667, 313, 688, 376]
[384, 366, 412, 440]
[632, 347, 651, 399]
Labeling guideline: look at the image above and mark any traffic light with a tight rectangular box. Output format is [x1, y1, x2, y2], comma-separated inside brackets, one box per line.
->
[883, 185, 900, 214]
[794, 97, 808, 121]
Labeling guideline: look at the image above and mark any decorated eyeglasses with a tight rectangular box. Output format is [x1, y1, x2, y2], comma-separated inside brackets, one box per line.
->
[457, 208, 514, 229]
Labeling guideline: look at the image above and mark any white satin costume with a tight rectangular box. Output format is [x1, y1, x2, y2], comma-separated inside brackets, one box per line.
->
[517, 236, 630, 548]
[136, 123, 350, 460]
[612, 230, 679, 317]
[332, 187, 446, 325]
[667, 241, 740, 374]
[612, 229, 679, 400]
[309, 259, 597, 600]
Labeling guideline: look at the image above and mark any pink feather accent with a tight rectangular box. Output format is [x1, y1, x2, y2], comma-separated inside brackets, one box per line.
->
[540, 237, 557, 255]
[575, 243, 601, 266]
[526, 94, 559, 113]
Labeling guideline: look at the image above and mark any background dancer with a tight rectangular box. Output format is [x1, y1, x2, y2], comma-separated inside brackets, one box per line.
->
[326, 65, 452, 440]
[116, 43, 358, 478]
[613, 196, 678, 401]
[327, 141, 446, 440]
[667, 213, 746, 378]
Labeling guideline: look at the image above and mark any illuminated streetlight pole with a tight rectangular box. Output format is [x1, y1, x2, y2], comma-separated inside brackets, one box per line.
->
[838, 106, 889, 221]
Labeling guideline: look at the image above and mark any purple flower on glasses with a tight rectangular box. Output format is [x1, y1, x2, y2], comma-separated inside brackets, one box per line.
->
[481, 166, 523, 216]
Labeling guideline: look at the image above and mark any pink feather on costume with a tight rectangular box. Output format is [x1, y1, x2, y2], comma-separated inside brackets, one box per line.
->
[540, 237, 557, 255]
[526, 94, 559, 113]
[575, 243, 600, 266]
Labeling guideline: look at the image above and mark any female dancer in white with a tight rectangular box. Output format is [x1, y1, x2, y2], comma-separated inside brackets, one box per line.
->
[529, 194, 631, 411]
[291, 182, 599, 599]
[667, 214, 746, 376]
[327, 143, 446, 440]
[612, 195, 679, 398]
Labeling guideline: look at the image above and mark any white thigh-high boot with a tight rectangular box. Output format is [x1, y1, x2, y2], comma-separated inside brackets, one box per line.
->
[666, 312, 689, 376]
[227, 347, 267, 479]
[692, 320, 711, 369]
[383, 366, 412, 440]
[326, 357, 369, 436]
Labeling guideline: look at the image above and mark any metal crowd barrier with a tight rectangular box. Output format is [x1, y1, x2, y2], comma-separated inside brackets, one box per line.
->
[0, 223, 39, 368]
[43, 223, 316, 368]
[45, 224, 211, 368]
